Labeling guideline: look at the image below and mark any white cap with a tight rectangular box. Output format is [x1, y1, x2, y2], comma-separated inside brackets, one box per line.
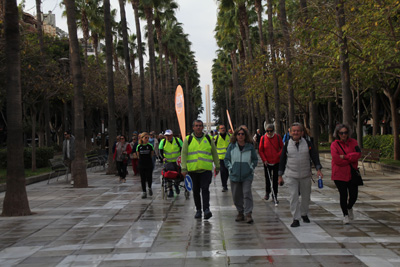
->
[164, 129, 173, 136]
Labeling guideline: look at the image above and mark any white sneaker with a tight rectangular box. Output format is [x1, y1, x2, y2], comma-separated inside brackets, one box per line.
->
[348, 209, 354, 220]
[141, 192, 147, 199]
[343, 215, 350, 224]
[70, 180, 74, 185]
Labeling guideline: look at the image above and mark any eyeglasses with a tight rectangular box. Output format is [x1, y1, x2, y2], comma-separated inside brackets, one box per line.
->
[144, 137, 149, 139]
[338, 131, 348, 135]
[266, 130, 274, 133]
[237, 132, 245, 136]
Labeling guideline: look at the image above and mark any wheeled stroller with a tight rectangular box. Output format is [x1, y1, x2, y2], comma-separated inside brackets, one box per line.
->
[160, 162, 190, 199]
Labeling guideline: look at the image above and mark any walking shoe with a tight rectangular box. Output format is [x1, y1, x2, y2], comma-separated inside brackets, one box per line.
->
[175, 185, 180, 195]
[204, 209, 213, 220]
[168, 190, 174, 198]
[194, 210, 202, 219]
[343, 215, 350, 224]
[348, 209, 354, 220]
[123, 179, 126, 183]
[264, 193, 270, 200]
[71, 180, 74, 185]
[141, 192, 147, 199]
[273, 197, 279, 204]
[235, 212, 245, 222]
[148, 188, 153, 196]
[301, 215, 310, 223]
[246, 213, 254, 224]
[290, 220, 300, 227]
[222, 187, 228, 192]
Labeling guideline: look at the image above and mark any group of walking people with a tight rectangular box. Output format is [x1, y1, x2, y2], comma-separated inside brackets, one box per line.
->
[107, 119, 361, 227]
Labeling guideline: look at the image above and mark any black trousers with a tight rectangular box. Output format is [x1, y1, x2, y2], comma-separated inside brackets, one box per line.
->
[190, 171, 212, 212]
[220, 159, 229, 188]
[334, 180, 358, 216]
[263, 163, 279, 198]
[116, 161, 128, 179]
[139, 166, 153, 192]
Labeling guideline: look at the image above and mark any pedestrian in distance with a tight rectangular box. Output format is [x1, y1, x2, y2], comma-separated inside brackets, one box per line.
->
[253, 129, 262, 150]
[258, 124, 283, 204]
[62, 130, 75, 185]
[215, 125, 231, 192]
[149, 131, 159, 170]
[113, 135, 132, 183]
[181, 120, 220, 220]
[130, 135, 139, 176]
[224, 126, 258, 224]
[278, 122, 323, 227]
[137, 132, 154, 199]
[330, 124, 362, 224]
[159, 129, 183, 197]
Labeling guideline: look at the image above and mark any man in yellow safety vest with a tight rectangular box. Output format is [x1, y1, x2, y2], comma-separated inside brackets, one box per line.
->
[215, 125, 231, 192]
[181, 120, 220, 220]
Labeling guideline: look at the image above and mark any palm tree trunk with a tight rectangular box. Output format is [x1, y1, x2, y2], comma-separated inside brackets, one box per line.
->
[372, 89, 379, 136]
[104, 0, 117, 174]
[131, 0, 145, 130]
[31, 107, 37, 171]
[230, 50, 239, 126]
[118, 0, 135, 135]
[65, 0, 88, 187]
[2, 0, 32, 216]
[267, 0, 281, 134]
[144, 6, 157, 131]
[278, 0, 294, 126]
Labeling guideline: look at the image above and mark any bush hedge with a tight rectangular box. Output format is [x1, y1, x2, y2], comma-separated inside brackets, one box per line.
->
[363, 135, 394, 159]
[0, 147, 54, 169]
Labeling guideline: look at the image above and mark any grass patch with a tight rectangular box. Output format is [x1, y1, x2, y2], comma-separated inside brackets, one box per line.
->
[0, 167, 51, 184]
[380, 159, 400, 167]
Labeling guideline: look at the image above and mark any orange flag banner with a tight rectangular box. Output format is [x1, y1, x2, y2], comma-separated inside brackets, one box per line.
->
[175, 85, 186, 140]
[226, 109, 234, 132]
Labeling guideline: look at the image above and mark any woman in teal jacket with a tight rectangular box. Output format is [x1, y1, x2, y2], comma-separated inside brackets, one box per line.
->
[224, 126, 258, 224]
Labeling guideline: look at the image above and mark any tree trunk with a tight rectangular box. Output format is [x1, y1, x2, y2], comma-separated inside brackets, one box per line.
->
[356, 86, 363, 147]
[31, 107, 37, 171]
[254, 0, 264, 53]
[278, 0, 294, 126]
[2, 0, 32, 216]
[131, 0, 145, 130]
[230, 50, 239, 126]
[267, 0, 281, 135]
[144, 6, 157, 131]
[328, 100, 333, 142]
[65, 0, 88, 188]
[104, 0, 117, 174]
[335, 0, 353, 128]
[118, 0, 135, 135]
[372, 89, 379, 136]
[383, 83, 400, 160]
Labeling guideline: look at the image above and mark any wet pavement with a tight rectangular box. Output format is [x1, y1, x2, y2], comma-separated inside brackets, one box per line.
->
[0, 155, 400, 266]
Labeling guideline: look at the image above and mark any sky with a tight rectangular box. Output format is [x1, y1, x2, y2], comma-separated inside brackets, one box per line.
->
[19, 0, 218, 122]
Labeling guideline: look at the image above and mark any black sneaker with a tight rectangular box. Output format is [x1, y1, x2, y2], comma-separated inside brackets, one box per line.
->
[264, 193, 270, 200]
[222, 187, 228, 192]
[290, 220, 300, 227]
[301, 215, 310, 223]
[168, 190, 174, 198]
[204, 209, 213, 220]
[194, 210, 202, 219]
[175, 185, 180, 195]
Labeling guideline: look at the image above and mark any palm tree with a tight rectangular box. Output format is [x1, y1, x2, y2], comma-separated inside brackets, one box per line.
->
[64, 0, 88, 188]
[104, 0, 117, 173]
[2, 0, 32, 216]
[118, 0, 135, 135]
[129, 0, 146, 130]
[141, 0, 158, 131]
[267, 0, 281, 134]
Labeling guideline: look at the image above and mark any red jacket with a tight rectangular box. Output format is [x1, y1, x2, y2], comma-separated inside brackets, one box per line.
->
[113, 142, 132, 161]
[258, 134, 283, 164]
[331, 138, 361, 182]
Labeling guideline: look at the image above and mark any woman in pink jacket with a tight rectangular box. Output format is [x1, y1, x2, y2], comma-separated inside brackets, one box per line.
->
[331, 124, 361, 224]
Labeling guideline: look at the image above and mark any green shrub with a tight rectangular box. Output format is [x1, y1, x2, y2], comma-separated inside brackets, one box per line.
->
[0, 147, 54, 169]
[363, 135, 394, 159]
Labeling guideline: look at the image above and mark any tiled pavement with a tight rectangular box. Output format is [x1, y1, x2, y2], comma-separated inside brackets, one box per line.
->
[0, 156, 400, 266]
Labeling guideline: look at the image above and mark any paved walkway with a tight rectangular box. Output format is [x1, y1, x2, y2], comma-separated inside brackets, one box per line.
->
[0, 156, 400, 266]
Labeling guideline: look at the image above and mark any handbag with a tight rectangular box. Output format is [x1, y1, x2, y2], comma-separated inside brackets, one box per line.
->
[337, 142, 363, 186]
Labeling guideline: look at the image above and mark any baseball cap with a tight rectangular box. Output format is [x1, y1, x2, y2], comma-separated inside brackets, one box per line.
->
[164, 129, 173, 136]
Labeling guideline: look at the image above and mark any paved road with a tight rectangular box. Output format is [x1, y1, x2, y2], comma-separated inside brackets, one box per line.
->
[0, 156, 399, 266]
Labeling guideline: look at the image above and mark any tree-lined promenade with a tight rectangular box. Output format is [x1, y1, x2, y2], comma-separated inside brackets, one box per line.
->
[0, 0, 399, 217]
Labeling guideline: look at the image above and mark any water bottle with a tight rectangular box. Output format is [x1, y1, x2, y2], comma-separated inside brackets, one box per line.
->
[318, 176, 323, 189]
